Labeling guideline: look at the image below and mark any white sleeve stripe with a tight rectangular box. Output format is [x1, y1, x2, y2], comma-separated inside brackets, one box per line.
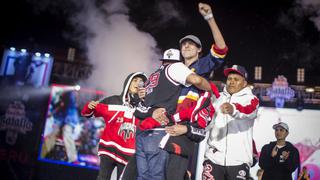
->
[98, 151, 128, 165]
[204, 92, 210, 98]
[108, 105, 130, 111]
[99, 139, 135, 154]
[191, 92, 210, 118]
[107, 111, 120, 123]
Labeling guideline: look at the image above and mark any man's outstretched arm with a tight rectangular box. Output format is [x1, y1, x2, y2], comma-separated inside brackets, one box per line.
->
[199, 2, 226, 50]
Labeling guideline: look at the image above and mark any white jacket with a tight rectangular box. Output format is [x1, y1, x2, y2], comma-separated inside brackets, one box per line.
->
[205, 86, 259, 166]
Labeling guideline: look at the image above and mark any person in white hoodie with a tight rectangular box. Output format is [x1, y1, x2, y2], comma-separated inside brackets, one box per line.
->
[202, 65, 259, 180]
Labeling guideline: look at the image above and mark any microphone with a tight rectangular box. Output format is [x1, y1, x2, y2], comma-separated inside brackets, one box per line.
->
[138, 81, 145, 89]
[137, 81, 146, 101]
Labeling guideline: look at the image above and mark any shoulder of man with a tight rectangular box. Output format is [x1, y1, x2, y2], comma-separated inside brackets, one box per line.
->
[286, 141, 299, 151]
[165, 61, 184, 68]
[165, 62, 192, 84]
[240, 89, 260, 104]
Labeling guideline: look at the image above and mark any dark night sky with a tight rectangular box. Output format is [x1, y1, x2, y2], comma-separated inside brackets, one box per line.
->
[0, 0, 319, 85]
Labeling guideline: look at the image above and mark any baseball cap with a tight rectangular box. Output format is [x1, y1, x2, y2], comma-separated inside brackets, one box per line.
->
[224, 65, 248, 79]
[272, 122, 289, 132]
[160, 48, 181, 61]
[179, 35, 202, 48]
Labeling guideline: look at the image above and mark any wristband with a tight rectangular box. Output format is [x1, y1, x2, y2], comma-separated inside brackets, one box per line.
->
[204, 13, 213, 20]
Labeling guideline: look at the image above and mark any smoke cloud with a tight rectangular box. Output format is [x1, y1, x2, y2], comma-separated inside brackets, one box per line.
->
[278, 0, 320, 36]
[71, 0, 159, 95]
[276, 0, 320, 69]
[141, 1, 187, 32]
[298, 0, 320, 31]
[25, 0, 187, 95]
[25, 0, 157, 95]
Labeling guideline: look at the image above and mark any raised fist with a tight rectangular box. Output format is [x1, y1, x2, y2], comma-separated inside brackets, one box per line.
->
[198, 3, 212, 16]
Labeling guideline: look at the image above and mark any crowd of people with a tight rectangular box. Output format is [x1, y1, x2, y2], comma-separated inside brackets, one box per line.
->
[81, 2, 302, 180]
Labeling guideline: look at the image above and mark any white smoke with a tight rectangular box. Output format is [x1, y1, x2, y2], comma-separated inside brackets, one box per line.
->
[297, 0, 320, 31]
[141, 1, 187, 32]
[25, 0, 188, 95]
[72, 0, 159, 95]
[153, 1, 186, 27]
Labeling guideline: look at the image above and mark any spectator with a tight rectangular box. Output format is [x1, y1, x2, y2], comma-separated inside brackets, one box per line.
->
[298, 166, 310, 180]
[259, 122, 301, 180]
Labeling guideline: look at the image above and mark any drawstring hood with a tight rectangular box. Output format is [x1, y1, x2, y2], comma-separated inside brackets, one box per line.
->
[120, 72, 147, 105]
[100, 72, 147, 106]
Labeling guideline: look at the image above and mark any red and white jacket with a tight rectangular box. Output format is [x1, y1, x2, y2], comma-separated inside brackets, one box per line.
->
[205, 86, 259, 166]
[81, 103, 138, 165]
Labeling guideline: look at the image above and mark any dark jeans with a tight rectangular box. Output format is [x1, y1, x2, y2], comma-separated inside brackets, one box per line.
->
[120, 155, 138, 180]
[202, 160, 250, 180]
[97, 156, 125, 180]
[166, 153, 189, 180]
[136, 130, 169, 180]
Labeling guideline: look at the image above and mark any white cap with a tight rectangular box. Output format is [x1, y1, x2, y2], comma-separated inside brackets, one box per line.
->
[160, 48, 181, 61]
[272, 122, 289, 132]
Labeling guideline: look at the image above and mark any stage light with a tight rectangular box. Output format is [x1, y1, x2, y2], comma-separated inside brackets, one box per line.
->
[9, 47, 16, 51]
[44, 53, 50, 58]
[305, 88, 315, 93]
[35, 52, 41, 57]
[297, 68, 305, 83]
[74, 85, 81, 91]
[21, 49, 27, 53]
[67, 47, 76, 61]
[254, 66, 262, 80]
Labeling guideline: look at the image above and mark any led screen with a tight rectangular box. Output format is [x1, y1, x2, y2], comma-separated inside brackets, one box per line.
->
[0, 49, 53, 87]
[38, 84, 105, 169]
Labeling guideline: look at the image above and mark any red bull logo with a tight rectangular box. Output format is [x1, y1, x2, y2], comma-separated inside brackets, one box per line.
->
[0, 101, 33, 145]
[267, 75, 295, 108]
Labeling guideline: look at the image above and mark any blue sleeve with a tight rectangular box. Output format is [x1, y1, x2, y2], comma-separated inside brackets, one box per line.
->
[196, 53, 224, 77]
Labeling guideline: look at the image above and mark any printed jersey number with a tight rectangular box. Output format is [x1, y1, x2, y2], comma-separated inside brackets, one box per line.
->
[146, 72, 160, 94]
